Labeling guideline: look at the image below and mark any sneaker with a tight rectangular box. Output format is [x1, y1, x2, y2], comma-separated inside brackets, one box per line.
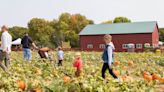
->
[114, 78, 122, 84]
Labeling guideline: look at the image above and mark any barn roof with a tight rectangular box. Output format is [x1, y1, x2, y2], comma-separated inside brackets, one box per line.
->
[79, 21, 158, 35]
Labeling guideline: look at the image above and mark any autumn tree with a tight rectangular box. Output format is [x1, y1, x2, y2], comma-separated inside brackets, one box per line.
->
[51, 13, 94, 47]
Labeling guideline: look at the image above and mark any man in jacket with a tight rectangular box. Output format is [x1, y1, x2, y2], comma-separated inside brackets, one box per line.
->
[21, 33, 38, 62]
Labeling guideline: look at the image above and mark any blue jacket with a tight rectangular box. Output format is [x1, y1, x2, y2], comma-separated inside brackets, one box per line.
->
[57, 50, 64, 60]
[102, 45, 114, 65]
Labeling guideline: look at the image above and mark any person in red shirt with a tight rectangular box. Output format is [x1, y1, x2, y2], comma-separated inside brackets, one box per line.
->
[73, 52, 82, 77]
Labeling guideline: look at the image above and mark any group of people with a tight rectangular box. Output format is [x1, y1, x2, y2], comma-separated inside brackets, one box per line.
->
[0, 25, 119, 81]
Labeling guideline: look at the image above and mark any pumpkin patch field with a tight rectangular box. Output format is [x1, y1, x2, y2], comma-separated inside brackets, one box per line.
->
[0, 51, 164, 92]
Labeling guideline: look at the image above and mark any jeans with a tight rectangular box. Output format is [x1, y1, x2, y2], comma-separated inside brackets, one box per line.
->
[101, 63, 117, 79]
[0, 50, 10, 72]
[23, 48, 31, 61]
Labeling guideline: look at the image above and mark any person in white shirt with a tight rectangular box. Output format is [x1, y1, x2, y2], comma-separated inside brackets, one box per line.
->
[57, 47, 64, 66]
[0, 25, 12, 72]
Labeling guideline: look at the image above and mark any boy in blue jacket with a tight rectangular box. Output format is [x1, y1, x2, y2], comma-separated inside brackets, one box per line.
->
[102, 34, 118, 80]
[57, 47, 64, 66]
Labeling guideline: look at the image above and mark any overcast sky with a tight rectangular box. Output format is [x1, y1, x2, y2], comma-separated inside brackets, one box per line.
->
[0, 0, 164, 27]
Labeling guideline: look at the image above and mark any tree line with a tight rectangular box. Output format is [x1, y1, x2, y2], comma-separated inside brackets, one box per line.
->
[8, 13, 164, 48]
[9, 13, 94, 48]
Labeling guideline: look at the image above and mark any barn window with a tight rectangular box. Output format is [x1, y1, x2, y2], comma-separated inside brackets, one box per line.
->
[99, 44, 105, 49]
[122, 44, 128, 49]
[136, 44, 142, 49]
[87, 44, 93, 49]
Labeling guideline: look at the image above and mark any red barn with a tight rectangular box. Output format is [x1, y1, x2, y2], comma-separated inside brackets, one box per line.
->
[79, 21, 159, 52]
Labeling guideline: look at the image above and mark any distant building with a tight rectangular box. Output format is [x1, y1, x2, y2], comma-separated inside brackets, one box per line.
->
[79, 21, 159, 52]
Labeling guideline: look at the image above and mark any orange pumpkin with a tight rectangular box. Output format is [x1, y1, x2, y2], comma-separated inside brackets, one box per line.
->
[113, 70, 120, 77]
[143, 71, 152, 81]
[128, 61, 134, 66]
[17, 80, 26, 90]
[144, 75, 152, 81]
[114, 61, 120, 66]
[63, 76, 71, 83]
[152, 73, 161, 80]
[160, 77, 164, 84]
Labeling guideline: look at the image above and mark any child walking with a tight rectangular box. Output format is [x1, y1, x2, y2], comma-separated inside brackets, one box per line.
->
[73, 52, 83, 77]
[102, 34, 118, 80]
[57, 47, 64, 66]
